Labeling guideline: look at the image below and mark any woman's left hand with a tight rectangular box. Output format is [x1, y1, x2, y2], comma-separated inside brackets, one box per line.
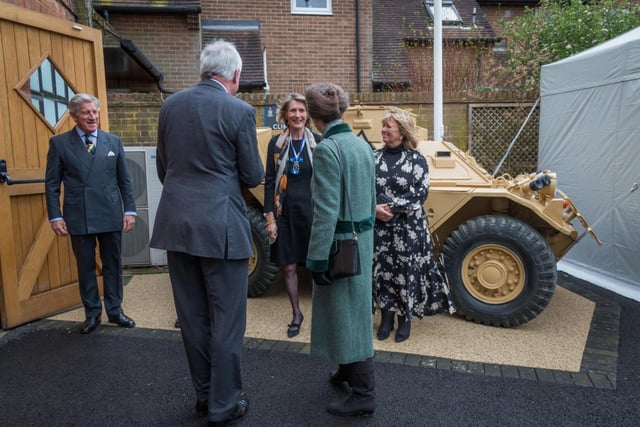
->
[266, 222, 278, 241]
[375, 204, 394, 222]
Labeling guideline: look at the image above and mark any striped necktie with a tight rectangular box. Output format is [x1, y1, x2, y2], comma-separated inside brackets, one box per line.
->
[84, 134, 95, 155]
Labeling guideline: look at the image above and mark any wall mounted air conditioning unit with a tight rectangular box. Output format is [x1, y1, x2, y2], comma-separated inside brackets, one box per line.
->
[122, 147, 166, 266]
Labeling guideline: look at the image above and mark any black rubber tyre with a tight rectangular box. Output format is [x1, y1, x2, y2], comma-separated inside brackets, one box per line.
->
[247, 207, 280, 297]
[442, 215, 557, 327]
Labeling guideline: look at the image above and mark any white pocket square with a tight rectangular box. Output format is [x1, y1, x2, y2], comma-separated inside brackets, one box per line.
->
[107, 151, 116, 157]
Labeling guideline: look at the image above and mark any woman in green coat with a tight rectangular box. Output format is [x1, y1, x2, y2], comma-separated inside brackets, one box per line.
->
[305, 83, 377, 417]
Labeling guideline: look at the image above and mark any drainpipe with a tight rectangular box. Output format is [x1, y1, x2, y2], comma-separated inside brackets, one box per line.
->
[120, 38, 174, 94]
[263, 48, 270, 92]
[355, 0, 361, 93]
[84, 0, 93, 26]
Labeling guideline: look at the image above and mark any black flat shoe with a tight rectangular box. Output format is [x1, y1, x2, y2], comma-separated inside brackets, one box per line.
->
[209, 391, 249, 426]
[287, 314, 304, 338]
[108, 312, 135, 328]
[80, 316, 101, 334]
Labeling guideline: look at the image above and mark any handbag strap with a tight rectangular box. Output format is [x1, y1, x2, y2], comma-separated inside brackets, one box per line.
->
[327, 138, 357, 239]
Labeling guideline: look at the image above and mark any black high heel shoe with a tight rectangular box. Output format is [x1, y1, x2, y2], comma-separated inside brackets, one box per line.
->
[287, 314, 304, 338]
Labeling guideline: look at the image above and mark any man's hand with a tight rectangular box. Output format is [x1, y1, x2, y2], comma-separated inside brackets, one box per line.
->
[312, 271, 333, 286]
[50, 219, 68, 236]
[123, 215, 136, 233]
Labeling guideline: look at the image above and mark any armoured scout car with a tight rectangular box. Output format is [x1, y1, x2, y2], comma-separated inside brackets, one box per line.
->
[244, 105, 597, 327]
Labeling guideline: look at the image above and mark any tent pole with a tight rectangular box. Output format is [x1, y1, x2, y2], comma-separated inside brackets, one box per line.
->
[492, 97, 540, 177]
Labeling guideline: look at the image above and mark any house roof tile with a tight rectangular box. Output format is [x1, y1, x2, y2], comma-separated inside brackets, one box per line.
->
[202, 20, 265, 88]
[373, 0, 497, 85]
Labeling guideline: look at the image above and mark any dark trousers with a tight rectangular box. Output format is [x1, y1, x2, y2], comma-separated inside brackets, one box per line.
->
[70, 232, 123, 318]
[167, 251, 248, 421]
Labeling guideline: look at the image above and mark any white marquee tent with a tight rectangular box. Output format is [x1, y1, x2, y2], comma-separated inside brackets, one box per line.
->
[539, 27, 640, 301]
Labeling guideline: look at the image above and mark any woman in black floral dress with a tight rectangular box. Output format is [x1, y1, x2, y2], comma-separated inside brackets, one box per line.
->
[372, 108, 455, 343]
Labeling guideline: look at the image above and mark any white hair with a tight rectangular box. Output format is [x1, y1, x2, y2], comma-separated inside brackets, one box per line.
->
[199, 39, 242, 81]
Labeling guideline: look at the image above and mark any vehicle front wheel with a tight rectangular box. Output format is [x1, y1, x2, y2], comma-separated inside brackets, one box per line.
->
[247, 207, 280, 297]
[442, 215, 557, 327]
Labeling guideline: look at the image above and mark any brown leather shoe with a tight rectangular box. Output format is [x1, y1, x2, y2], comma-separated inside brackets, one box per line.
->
[80, 317, 101, 334]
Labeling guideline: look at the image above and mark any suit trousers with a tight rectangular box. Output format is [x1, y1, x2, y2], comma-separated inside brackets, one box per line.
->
[167, 251, 248, 421]
[70, 232, 123, 318]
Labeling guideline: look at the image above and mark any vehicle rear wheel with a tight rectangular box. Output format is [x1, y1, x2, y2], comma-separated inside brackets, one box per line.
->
[247, 207, 280, 297]
[442, 215, 557, 327]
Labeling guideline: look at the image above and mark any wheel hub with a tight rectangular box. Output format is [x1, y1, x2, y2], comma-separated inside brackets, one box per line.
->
[462, 245, 525, 304]
[248, 241, 257, 275]
[476, 260, 509, 289]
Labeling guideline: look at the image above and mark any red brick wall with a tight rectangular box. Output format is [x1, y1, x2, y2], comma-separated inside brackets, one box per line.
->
[481, 4, 529, 40]
[105, 13, 201, 92]
[108, 91, 534, 151]
[1, 0, 77, 20]
[201, 0, 373, 94]
[107, 93, 163, 146]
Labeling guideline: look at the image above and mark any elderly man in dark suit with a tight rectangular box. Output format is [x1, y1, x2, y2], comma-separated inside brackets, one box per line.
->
[45, 93, 137, 335]
[150, 40, 264, 426]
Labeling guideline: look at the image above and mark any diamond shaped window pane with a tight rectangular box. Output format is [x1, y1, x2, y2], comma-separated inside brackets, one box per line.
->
[20, 58, 75, 127]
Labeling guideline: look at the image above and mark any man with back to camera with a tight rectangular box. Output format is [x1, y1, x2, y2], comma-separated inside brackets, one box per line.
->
[150, 40, 264, 426]
[45, 93, 137, 335]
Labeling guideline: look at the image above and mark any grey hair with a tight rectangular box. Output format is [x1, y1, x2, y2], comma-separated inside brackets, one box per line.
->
[200, 39, 243, 81]
[68, 93, 100, 115]
[304, 83, 349, 124]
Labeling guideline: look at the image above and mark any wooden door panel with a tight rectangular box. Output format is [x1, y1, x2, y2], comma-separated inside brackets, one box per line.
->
[17, 217, 51, 300]
[0, 2, 108, 328]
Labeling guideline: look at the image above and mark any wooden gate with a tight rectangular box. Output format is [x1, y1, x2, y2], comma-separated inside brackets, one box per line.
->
[0, 3, 108, 329]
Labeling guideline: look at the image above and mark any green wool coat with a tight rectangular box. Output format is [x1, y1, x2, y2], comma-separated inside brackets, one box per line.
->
[306, 120, 376, 364]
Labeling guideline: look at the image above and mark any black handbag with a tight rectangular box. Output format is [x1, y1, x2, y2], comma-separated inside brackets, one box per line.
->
[329, 234, 361, 279]
[327, 138, 361, 280]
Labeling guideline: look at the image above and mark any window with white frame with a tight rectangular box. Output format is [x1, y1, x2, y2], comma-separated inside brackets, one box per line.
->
[291, 0, 332, 15]
[425, 0, 463, 26]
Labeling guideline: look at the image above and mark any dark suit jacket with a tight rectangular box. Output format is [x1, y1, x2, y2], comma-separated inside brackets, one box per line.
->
[44, 128, 136, 235]
[150, 79, 265, 259]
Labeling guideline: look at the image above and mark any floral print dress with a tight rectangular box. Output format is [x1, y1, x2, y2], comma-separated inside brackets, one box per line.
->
[372, 145, 456, 320]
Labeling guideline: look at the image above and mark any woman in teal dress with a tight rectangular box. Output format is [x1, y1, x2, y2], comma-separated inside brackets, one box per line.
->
[305, 83, 377, 417]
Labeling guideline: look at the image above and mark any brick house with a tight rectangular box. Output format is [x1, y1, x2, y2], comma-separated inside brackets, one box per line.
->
[477, 0, 540, 36]
[372, 0, 498, 92]
[2, 0, 544, 150]
[1, 0, 541, 94]
[89, 0, 373, 94]
[86, 0, 540, 95]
